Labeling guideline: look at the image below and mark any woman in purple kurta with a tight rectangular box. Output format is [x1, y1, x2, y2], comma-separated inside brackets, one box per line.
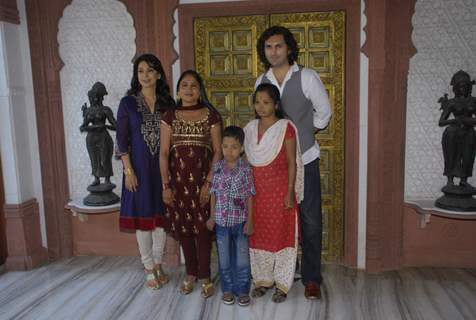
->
[116, 94, 166, 228]
[116, 54, 175, 289]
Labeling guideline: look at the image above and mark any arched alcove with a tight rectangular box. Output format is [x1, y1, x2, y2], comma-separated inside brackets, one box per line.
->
[58, 0, 136, 200]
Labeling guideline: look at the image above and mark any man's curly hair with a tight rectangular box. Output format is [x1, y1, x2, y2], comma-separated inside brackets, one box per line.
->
[257, 26, 299, 69]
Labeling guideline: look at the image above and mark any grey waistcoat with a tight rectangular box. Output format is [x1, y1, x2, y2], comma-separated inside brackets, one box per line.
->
[261, 67, 315, 153]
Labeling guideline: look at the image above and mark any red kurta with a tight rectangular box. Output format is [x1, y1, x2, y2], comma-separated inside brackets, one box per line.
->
[249, 124, 297, 252]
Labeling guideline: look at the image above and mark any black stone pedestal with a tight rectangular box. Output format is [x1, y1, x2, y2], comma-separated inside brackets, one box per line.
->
[435, 184, 476, 212]
[83, 182, 120, 206]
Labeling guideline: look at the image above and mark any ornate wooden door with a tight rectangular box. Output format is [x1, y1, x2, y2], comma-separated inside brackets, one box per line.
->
[194, 11, 345, 262]
[195, 15, 268, 127]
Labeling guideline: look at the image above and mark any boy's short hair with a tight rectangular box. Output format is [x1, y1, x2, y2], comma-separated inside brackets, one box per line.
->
[223, 125, 245, 145]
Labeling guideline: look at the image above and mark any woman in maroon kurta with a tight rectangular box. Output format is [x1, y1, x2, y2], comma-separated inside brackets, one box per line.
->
[160, 70, 222, 298]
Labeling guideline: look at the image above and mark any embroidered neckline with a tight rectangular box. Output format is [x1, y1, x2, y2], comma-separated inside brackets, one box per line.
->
[135, 93, 161, 155]
[175, 107, 209, 123]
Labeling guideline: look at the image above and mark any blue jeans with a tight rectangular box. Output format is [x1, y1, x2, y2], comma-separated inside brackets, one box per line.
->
[216, 222, 251, 296]
[299, 158, 323, 285]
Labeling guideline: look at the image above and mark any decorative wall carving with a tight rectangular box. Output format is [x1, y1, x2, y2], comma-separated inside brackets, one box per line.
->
[405, 0, 476, 200]
[58, 0, 135, 200]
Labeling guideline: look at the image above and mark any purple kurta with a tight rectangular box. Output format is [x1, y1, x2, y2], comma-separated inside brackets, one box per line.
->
[116, 94, 167, 232]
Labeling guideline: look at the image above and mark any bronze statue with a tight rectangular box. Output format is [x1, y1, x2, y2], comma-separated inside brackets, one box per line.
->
[80, 82, 116, 186]
[80, 82, 120, 206]
[436, 70, 476, 211]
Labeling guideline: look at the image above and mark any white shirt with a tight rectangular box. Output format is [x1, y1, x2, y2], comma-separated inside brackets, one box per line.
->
[255, 63, 332, 164]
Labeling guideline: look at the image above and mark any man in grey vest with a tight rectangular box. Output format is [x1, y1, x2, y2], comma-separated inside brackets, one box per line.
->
[255, 26, 331, 299]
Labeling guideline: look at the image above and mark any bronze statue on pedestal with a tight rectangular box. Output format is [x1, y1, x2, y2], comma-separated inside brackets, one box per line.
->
[79, 82, 120, 206]
[436, 70, 476, 211]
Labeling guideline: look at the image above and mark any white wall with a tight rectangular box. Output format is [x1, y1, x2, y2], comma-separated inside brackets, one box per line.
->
[0, 0, 46, 246]
[358, 0, 368, 270]
[405, 0, 476, 200]
[58, 0, 135, 201]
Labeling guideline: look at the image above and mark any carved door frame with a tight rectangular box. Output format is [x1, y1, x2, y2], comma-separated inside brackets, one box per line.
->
[0, 154, 6, 265]
[179, 0, 361, 266]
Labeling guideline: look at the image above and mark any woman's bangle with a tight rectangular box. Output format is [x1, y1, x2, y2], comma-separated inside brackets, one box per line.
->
[162, 182, 170, 190]
[124, 167, 133, 176]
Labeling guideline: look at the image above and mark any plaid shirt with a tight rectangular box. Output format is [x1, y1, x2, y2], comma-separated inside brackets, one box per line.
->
[210, 158, 256, 227]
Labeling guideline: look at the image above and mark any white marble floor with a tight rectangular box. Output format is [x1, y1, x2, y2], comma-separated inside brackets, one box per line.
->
[0, 257, 475, 320]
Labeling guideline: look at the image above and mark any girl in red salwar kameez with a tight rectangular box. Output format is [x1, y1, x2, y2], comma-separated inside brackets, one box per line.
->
[244, 83, 304, 303]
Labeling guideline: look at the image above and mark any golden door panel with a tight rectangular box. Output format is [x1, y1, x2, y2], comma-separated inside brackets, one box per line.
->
[195, 11, 345, 262]
[195, 15, 268, 127]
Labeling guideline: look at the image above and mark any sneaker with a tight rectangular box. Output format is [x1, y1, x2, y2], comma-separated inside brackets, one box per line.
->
[222, 292, 235, 305]
[238, 294, 251, 307]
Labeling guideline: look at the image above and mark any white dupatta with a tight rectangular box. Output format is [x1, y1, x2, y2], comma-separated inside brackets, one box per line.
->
[243, 119, 304, 203]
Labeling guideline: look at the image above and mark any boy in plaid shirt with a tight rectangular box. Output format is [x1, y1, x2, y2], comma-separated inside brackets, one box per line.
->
[206, 126, 255, 306]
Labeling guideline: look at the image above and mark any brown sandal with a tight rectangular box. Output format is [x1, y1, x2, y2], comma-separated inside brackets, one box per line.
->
[271, 288, 287, 303]
[155, 265, 169, 287]
[201, 281, 215, 298]
[180, 277, 195, 295]
[251, 286, 270, 298]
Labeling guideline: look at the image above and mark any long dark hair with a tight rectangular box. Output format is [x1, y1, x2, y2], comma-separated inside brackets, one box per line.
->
[257, 26, 299, 69]
[253, 83, 286, 119]
[127, 53, 175, 111]
[176, 70, 218, 113]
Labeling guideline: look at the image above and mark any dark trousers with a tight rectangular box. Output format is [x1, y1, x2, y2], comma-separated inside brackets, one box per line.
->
[180, 230, 212, 279]
[298, 158, 323, 285]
